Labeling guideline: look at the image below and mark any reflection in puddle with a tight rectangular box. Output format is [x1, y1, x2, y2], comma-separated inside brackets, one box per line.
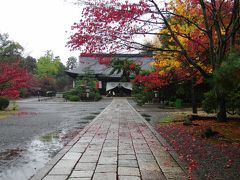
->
[0, 130, 67, 180]
[40, 131, 60, 142]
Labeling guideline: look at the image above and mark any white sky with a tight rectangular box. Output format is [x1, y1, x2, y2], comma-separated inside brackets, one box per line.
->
[0, 0, 82, 65]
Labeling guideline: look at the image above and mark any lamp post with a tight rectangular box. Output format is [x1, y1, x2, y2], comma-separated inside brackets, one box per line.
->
[37, 88, 41, 101]
[86, 86, 90, 98]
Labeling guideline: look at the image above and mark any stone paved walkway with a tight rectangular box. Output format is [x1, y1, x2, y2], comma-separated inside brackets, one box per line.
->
[31, 98, 188, 180]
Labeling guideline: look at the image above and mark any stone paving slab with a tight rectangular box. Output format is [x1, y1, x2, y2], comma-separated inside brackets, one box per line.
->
[31, 98, 188, 180]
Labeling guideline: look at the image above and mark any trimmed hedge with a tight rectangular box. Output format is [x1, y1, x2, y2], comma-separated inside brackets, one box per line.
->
[0, 96, 9, 110]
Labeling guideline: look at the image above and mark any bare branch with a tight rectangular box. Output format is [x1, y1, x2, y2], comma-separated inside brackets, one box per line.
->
[167, 11, 207, 33]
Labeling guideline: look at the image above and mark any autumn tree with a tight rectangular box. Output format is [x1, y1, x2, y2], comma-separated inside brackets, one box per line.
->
[152, 0, 212, 113]
[68, 0, 240, 121]
[0, 63, 31, 99]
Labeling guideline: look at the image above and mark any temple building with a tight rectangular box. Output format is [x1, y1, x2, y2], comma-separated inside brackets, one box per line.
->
[65, 53, 154, 96]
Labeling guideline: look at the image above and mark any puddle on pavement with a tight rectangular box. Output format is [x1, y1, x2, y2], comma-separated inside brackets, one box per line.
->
[141, 113, 152, 122]
[141, 113, 151, 118]
[91, 112, 100, 115]
[0, 128, 82, 180]
[77, 121, 89, 124]
[82, 115, 96, 120]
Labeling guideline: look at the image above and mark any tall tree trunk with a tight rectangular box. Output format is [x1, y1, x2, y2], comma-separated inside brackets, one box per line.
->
[191, 79, 198, 114]
[216, 88, 227, 122]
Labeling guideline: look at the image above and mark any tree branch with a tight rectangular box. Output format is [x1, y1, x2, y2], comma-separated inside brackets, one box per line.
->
[149, 0, 208, 77]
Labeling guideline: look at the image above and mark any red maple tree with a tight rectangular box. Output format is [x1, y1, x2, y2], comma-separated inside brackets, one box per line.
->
[0, 63, 32, 99]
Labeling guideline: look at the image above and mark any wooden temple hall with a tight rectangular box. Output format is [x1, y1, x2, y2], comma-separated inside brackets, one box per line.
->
[65, 54, 154, 96]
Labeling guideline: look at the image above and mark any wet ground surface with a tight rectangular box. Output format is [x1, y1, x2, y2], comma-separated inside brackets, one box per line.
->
[0, 97, 112, 180]
[128, 98, 169, 126]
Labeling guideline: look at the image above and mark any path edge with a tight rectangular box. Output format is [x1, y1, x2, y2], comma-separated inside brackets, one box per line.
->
[127, 100, 192, 178]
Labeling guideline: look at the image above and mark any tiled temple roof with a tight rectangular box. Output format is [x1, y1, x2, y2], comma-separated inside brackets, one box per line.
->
[65, 54, 154, 78]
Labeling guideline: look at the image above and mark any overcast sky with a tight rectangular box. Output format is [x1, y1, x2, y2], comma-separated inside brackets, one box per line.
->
[0, 0, 82, 64]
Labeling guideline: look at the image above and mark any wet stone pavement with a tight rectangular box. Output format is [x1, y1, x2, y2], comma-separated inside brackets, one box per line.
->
[32, 98, 187, 180]
[0, 98, 112, 180]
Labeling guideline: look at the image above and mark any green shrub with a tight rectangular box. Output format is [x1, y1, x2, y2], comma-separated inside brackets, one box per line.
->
[202, 91, 217, 113]
[65, 72, 102, 102]
[93, 92, 102, 101]
[132, 85, 154, 106]
[202, 89, 240, 115]
[169, 101, 175, 107]
[0, 97, 9, 110]
[63, 89, 78, 100]
[68, 95, 80, 101]
[175, 99, 183, 108]
[20, 88, 29, 98]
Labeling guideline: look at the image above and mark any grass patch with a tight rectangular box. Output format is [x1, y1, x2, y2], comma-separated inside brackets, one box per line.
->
[160, 111, 215, 123]
[159, 115, 174, 123]
[0, 110, 17, 119]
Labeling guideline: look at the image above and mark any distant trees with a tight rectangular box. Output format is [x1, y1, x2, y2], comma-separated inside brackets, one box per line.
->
[22, 56, 37, 73]
[36, 51, 73, 93]
[36, 51, 62, 78]
[0, 33, 23, 63]
[0, 33, 73, 99]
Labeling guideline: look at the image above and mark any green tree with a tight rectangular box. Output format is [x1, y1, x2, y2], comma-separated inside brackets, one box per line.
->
[55, 61, 72, 91]
[36, 51, 61, 78]
[214, 51, 240, 92]
[22, 56, 37, 73]
[66, 56, 77, 70]
[109, 58, 141, 82]
[36, 51, 73, 92]
[0, 33, 24, 63]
